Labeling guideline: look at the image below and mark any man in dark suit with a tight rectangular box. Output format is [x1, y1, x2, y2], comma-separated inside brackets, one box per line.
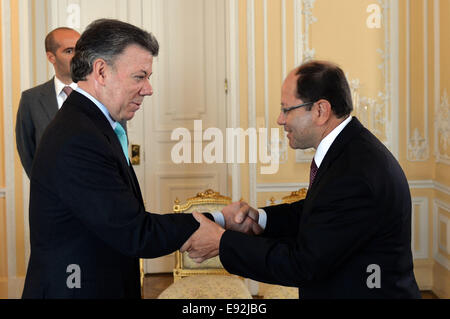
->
[22, 19, 219, 299]
[182, 61, 421, 298]
[16, 27, 80, 177]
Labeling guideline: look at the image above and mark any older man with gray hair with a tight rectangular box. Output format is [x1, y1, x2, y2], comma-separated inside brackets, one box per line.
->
[22, 19, 229, 299]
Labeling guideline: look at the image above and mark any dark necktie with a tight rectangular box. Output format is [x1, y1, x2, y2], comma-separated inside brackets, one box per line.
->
[309, 158, 318, 189]
[62, 86, 73, 97]
[114, 123, 129, 165]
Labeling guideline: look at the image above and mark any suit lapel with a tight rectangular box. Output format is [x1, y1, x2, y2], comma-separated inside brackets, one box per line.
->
[305, 117, 365, 199]
[66, 91, 143, 204]
[38, 78, 59, 121]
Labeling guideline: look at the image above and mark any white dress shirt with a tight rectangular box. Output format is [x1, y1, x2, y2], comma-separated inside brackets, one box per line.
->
[54, 76, 78, 109]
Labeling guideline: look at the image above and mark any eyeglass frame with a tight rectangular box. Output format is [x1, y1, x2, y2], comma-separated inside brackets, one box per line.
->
[280, 101, 316, 116]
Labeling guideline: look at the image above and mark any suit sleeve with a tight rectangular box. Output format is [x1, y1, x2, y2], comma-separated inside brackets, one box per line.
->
[55, 132, 200, 258]
[15, 92, 35, 178]
[219, 176, 380, 287]
[262, 200, 304, 238]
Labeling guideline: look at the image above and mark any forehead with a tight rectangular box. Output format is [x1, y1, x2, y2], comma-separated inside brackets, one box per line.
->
[53, 30, 80, 42]
[281, 69, 301, 102]
[53, 30, 80, 47]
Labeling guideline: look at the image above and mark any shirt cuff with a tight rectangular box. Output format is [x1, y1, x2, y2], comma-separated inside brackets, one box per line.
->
[258, 209, 267, 230]
[211, 211, 225, 228]
[211, 209, 267, 230]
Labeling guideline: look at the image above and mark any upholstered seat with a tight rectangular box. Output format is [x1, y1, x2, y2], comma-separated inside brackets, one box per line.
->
[158, 275, 252, 299]
[259, 283, 298, 299]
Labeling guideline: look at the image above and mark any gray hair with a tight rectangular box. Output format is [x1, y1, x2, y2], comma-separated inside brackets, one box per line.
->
[71, 19, 159, 82]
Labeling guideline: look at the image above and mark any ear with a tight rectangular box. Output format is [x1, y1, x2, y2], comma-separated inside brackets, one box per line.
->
[46, 52, 56, 65]
[315, 99, 332, 126]
[91, 58, 109, 86]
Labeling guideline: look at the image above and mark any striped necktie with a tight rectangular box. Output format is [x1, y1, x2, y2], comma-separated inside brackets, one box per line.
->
[309, 158, 318, 189]
[62, 86, 73, 98]
[114, 123, 129, 165]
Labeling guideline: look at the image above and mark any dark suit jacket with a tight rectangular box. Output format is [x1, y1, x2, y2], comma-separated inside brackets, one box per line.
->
[16, 79, 58, 177]
[15, 79, 128, 178]
[22, 91, 200, 299]
[220, 117, 421, 299]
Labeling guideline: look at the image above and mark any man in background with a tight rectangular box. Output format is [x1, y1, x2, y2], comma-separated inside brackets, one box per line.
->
[16, 27, 80, 177]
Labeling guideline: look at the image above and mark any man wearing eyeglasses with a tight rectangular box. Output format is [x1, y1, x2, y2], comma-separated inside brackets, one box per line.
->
[182, 60, 421, 299]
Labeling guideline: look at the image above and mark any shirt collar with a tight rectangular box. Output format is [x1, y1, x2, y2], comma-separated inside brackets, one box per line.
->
[54, 76, 77, 96]
[75, 87, 117, 129]
[314, 116, 353, 168]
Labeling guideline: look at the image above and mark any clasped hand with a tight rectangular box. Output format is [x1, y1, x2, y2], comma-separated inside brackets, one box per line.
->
[180, 201, 262, 263]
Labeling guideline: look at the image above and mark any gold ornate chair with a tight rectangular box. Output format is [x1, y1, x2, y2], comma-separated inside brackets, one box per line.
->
[158, 189, 252, 299]
[172, 189, 231, 281]
[259, 188, 307, 299]
[281, 188, 307, 204]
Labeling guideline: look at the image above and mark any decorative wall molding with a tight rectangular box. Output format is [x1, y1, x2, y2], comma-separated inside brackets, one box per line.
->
[2, 0, 18, 298]
[435, 181, 450, 196]
[409, 179, 450, 196]
[281, 0, 287, 79]
[433, 0, 448, 166]
[256, 182, 309, 193]
[294, 0, 316, 65]
[226, 0, 242, 201]
[435, 89, 450, 165]
[259, 180, 450, 197]
[406, 0, 430, 162]
[433, 199, 450, 271]
[294, 0, 316, 163]
[438, 213, 450, 255]
[295, 0, 399, 162]
[411, 197, 429, 259]
[389, 0, 400, 159]
[346, 0, 399, 157]
[247, 0, 257, 208]
[408, 179, 435, 189]
[19, 0, 32, 270]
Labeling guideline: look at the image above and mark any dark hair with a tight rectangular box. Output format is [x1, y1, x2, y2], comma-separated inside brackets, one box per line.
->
[295, 60, 353, 118]
[71, 19, 159, 82]
[45, 27, 77, 54]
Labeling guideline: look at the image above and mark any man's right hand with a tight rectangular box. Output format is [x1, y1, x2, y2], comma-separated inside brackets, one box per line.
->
[222, 201, 263, 236]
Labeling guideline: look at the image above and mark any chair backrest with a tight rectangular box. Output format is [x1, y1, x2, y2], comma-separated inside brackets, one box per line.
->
[173, 189, 232, 281]
[281, 188, 307, 204]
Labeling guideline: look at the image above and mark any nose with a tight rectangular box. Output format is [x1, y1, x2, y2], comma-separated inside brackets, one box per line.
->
[277, 111, 286, 126]
[141, 79, 153, 96]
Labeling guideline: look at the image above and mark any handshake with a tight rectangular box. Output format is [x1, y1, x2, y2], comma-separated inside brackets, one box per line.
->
[180, 201, 263, 263]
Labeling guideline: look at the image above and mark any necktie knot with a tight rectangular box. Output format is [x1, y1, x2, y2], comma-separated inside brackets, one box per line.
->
[62, 86, 73, 97]
[114, 123, 129, 164]
[309, 158, 318, 189]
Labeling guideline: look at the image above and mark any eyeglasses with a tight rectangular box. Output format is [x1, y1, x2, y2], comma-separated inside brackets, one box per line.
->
[280, 101, 316, 115]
